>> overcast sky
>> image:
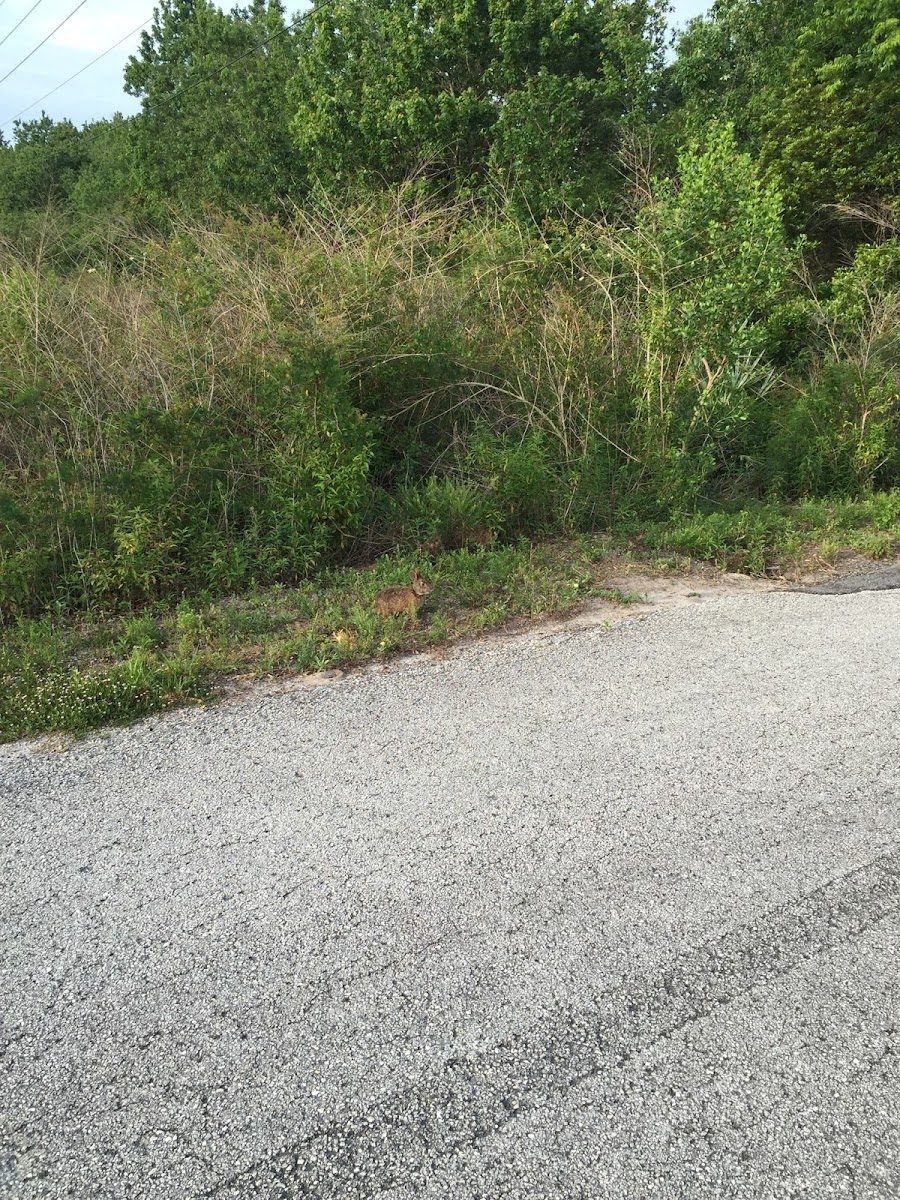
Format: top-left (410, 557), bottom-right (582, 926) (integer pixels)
top-left (0, 0), bottom-right (711, 140)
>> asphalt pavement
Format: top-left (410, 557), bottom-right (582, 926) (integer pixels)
top-left (793, 563), bottom-right (900, 595)
top-left (2, 582), bottom-right (899, 1199)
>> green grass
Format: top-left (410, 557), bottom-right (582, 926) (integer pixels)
top-left (2, 493), bottom-right (898, 744)
top-left (0, 541), bottom-right (629, 743)
top-left (634, 493), bottom-right (900, 575)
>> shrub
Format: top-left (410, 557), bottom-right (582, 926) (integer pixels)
top-left (0, 351), bottom-right (371, 615)
top-left (766, 366), bottom-right (900, 497)
top-left (764, 237), bottom-right (900, 497)
top-left (3, 189), bottom-right (900, 628)
top-left (368, 475), bottom-right (501, 554)
top-left (627, 124), bottom-right (796, 507)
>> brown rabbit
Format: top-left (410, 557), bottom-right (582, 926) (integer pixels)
top-left (374, 569), bottom-right (434, 625)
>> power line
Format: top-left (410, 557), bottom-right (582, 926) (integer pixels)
top-left (0, 0), bottom-right (91, 87)
top-left (2, 0), bottom-right (321, 131)
top-left (0, 0), bottom-right (49, 50)
top-left (2, 15), bottom-right (151, 127)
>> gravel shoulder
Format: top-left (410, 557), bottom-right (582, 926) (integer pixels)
top-left (2, 582), bottom-right (899, 1198)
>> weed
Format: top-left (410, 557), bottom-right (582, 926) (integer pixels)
top-left (3, 195), bottom-right (900, 624)
top-left (2, 499), bottom-right (899, 743)
top-left (0, 540), bottom-right (617, 741)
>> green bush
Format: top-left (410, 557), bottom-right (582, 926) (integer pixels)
top-left (369, 475), bottom-right (500, 553)
top-left (0, 354), bottom-right (372, 615)
top-left (466, 428), bottom-right (559, 533)
top-left (3, 195), bottom-right (900, 629)
top-left (763, 237), bottom-right (900, 498)
top-left (628, 124), bottom-right (797, 508)
top-left (766, 366), bottom-right (900, 497)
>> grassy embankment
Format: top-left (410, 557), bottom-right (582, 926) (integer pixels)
top-left (2, 189), bottom-right (899, 740)
top-left (3, 494), bottom-right (899, 743)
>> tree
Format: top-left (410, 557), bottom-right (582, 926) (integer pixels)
top-left (669, 0), bottom-right (900, 227)
top-left (69, 116), bottom-right (135, 216)
top-left (289, 0), bottom-right (667, 213)
top-left (124, 0), bottom-right (302, 213)
top-left (0, 115), bottom-right (86, 213)
top-left (758, 0), bottom-right (900, 220)
top-left (669, 0), bottom-right (812, 152)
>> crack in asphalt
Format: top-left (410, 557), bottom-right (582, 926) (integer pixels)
top-left (203, 847), bottom-right (900, 1199)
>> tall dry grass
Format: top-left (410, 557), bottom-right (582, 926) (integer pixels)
top-left (2, 181), bottom-right (899, 616)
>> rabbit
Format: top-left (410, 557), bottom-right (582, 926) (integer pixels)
top-left (374, 569), bottom-right (434, 625)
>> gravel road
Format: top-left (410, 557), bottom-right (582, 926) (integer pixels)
top-left (2, 583), bottom-right (899, 1199)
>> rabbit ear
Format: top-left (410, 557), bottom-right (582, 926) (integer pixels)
top-left (410, 569), bottom-right (419, 580)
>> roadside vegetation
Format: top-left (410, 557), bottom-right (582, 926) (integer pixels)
top-left (1, 0), bottom-right (899, 739)
top-left (4, 492), bottom-right (899, 743)
top-left (0, 540), bottom-right (637, 741)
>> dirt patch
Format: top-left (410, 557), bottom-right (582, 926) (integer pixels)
top-left (466, 550), bottom-right (900, 645)
top-left (602, 563), bottom-right (777, 608)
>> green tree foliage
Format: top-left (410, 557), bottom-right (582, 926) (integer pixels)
top-left (669, 0), bottom-right (811, 150)
top-left (290, 0), bottom-right (666, 213)
top-left (671, 0), bottom-right (900, 224)
top-left (0, 115), bottom-right (87, 212)
top-left (758, 0), bottom-right (900, 218)
top-left (0, 114), bottom-right (135, 256)
top-left (68, 117), bottom-right (135, 216)
top-left (124, 0), bottom-right (302, 212)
